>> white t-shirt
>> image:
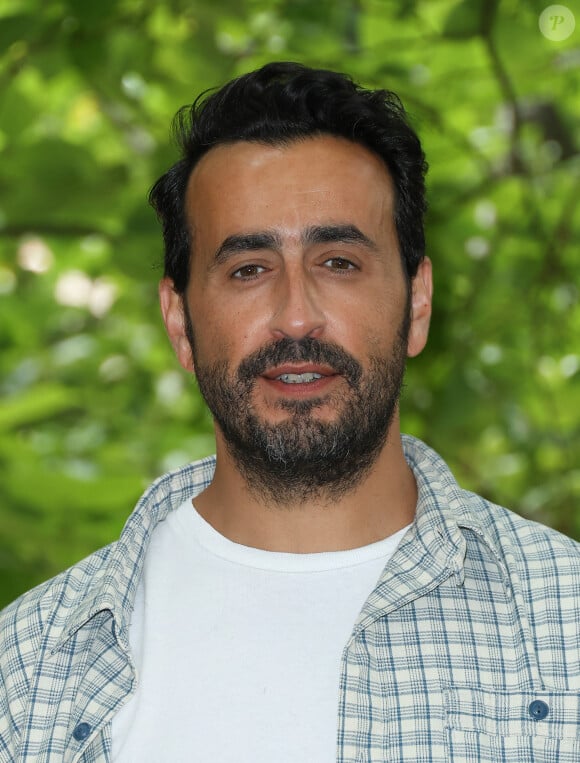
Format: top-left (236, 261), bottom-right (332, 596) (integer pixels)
top-left (112, 499), bottom-right (410, 762)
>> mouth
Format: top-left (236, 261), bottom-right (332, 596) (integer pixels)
top-left (260, 364), bottom-right (339, 396)
top-left (275, 371), bottom-right (324, 384)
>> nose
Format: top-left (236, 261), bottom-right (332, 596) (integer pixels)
top-left (268, 264), bottom-right (326, 340)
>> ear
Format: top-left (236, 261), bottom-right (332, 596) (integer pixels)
top-left (159, 278), bottom-right (195, 373)
top-left (407, 257), bottom-right (433, 358)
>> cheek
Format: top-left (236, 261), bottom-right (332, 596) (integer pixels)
top-left (189, 307), bottom-right (251, 368)
top-left (358, 300), bottom-right (408, 357)
top-left (204, 292), bottom-right (271, 347)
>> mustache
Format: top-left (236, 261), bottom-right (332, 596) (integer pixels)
top-left (237, 337), bottom-right (363, 388)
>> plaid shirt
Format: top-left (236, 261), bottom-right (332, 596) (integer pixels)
top-left (1, 435), bottom-right (580, 762)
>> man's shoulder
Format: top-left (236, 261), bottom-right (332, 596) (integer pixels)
top-left (0, 543), bottom-right (117, 628)
top-left (463, 487), bottom-right (580, 573)
top-left (403, 434), bottom-right (580, 574)
top-left (0, 451), bottom-right (218, 640)
top-left (0, 544), bottom-right (117, 677)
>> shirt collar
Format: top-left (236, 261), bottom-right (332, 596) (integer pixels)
top-left (347, 436), bottom-right (509, 638)
top-left (54, 454), bottom-right (217, 653)
top-left (402, 434), bottom-right (508, 582)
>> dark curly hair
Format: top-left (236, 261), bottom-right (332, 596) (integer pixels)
top-left (150, 61), bottom-right (427, 294)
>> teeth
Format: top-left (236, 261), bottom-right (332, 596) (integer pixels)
top-left (276, 372), bottom-right (323, 384)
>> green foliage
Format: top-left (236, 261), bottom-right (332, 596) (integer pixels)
top-left (1, 0), bottom-right (579, 607)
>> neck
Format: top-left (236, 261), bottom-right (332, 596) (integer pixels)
top-left (192, 424), bottom-right (416, 553)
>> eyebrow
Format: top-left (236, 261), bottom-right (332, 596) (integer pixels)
top-left (212, 231), bottom-right (283, 268)
top-left (302, 224), bottom-right (378, 252)
top-left (212, 223), bottom-right (378, 268)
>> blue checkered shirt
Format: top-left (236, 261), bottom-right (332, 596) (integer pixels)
top-left (2, 435), bottom-right (580, 761)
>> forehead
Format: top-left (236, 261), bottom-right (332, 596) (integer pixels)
top-left (184, 135), bottom-right (396, 247)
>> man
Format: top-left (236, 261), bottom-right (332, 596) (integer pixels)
top-left (1, 62), bottom-right (579, 763)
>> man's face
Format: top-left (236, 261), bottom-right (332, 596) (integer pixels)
top-left (161, 135), bottom-right (431, 503)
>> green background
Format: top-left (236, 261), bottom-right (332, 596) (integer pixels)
top-left (1, 0), bottom-right (579, 608)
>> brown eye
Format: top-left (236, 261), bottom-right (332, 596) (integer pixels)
top-left (232, 264), bottom-right (266, 279)
top-left (324, 257), bottom-right (355, 270)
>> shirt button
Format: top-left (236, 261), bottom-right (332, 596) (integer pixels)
top-left (528, 700), bottom-right (549, 720)
top-left (72, 722), bottom-right (92, 741)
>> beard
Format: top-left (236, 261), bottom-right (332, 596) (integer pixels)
top-left (185, 307), bottom-right (410, 506)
